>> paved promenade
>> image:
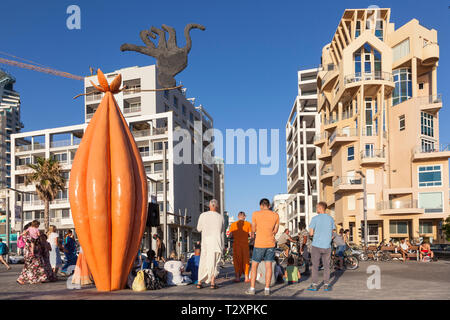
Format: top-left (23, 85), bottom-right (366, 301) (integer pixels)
top-left (0, 260), bottom-right (449, 300)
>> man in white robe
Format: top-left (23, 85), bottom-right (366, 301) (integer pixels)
top-left (196, 199), bottom-right (224, 289)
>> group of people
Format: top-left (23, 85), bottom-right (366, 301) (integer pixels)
top-left (0, 220), bottom-right (85, 286)
top-left (192, 198), bottom-right (338, 294)
top-left (387, 238), bottom-right (435, 262)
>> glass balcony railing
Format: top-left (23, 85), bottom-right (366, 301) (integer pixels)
top-left (377, 200), bottom-right (419, 211)
top-left (360, 149), bottom-right (385, 159)
top-left (321, 165), bottom-right (334, 176)
top-left (329, 128), bottom-right (358, 144)
top-left (333, 176), bottom-right (362, 188)
top-left (344, 71), bottom-right (393, 84)
top-left (314, 132), bottom-right (328, 142)
top-left (414, 144), bottom-right (450, 154)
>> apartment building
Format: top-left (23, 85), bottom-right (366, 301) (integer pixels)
top-left (285, 68), bottom-right (321, 235)
top-left (10, 64), bottom-right (217, 253)
top-left (272, 193), bottom-right (290, 239)
top-left (0, 69), bottom-right (22, 193)
top-left (315, 8), bottom-right (447, 244)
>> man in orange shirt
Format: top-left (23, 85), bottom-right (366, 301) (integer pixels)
top-left (229, 211), bottom-right (252, 283)
top-left (246, 198), bottom-right (279, 296)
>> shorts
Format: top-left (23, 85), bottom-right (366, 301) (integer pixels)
top-left (252, 247), bottom-right (275, 263)
top-left (279, 243), bottom-right (289, 251)
top-left (336, 245), bottom-right (346, 257)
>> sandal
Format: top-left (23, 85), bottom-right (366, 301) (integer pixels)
top-left (196, 283), bottom-right (203, 289)
top-left (210, 284), bottom-right (219, 289)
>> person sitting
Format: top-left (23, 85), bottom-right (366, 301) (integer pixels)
top-left (186, 244), bottom-right (201, 284)
top-left (274, 256), bottom-right (284, 283)
top-left (164, 251), bottom-right (192, 286)
top-left (332, 229), bottom-right (346, 270)
top-left (283, 256), bottom-right (301, 284)
top-left (398, 238), bottom-right (410, 262)
top-left (419, 241), bottom-right (434, 261)
top-left (277, 229), bottom-right (295, 259)
top-left (142, 250), bottom-right (159, 270)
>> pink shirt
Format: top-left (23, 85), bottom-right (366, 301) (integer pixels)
top-left (28, 227), bottom-right (40, 239)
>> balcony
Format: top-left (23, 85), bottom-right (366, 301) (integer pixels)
top-left (85, 92), bottom-right (103, 102)
top-left (323, 117), bottom-right (338, 130)
top-left (313, 132), bottom-right (328, 146)
top-left (376, 200), bottom-right (424, 215)
top-left (418, 94), bottom-right (442, 113)
top-left (317, 150), bottom-right (332, 161)
top-left (320, 165), bottom-right (334, 181)
top-left (15, 143), bottom-right (46, 153)
top-left (124, 105), bottom-right (142, 114)
top-left (412, 144), bottom-right (450, 161)
top-left (422, 42), bottom-right (439, 66)
top-left (328, 128), bottom-right (358, 149)
top-left (333, 176), bottom-right (363, 193)
top-left (344, 72), bottom-right (394, 86)
top-left (50, 139), bottom-right (81, 149)
top-left (360, 149), bottom-right (386, 164)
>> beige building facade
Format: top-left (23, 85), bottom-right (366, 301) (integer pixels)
top-left (315, 8), bottom-right (448, 244)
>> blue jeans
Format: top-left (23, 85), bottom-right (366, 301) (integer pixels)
top-left (252, 247), bottom-right (275, 263)
top-left (336, 245), bottom-right (346, 257)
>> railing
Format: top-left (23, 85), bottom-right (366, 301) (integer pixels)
top-left (15, 143), bottom-right (46, 152)
top-left (123, 85), bottom-right (141, 95)
top-left (321, 64), bottom-right (337, 84)
top-left (377, 200), bottom-right (419, 211)
top-left (414, 144), bottom-right (450, 154)
top-left (416, 94), bottom-right (442, 105)
top-left (50, 139), bottom-right (80, 148)
top-left (124, 106), bottom-right (141, 114)
top-left (132, 129), bottom-right (151, 138)
top-left (300, 74), bottom-right (317, 82)
top-left (86, 113), bottom-right (95, 119)
top-left (344, 72), bottom-right (393, 84)
top-left (321, 165), bottom-right (334, 176)
top-left (341, 111), bottom-right (353, 120)
top-left (324, 118), bottom-right (338, 126)
top-left (360, 149), bottom-right (385, 159)
top-left (329, 128), bottom-right (358, 144)
top-left (314, 132), bottom-right (328, 142)
top-left (333, 176), bottom-right (362, 188)
top-left (301, 90), bottom-right (317, 96)
top-left (86, 92), bottom-right (103, 102)
top-left (153, 127), bottom-right (168, 135)
top-left (140, 151), bottom-right (150, 157)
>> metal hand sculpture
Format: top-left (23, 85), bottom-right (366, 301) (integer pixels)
top-left (120, 23), bottom-right (205, 88)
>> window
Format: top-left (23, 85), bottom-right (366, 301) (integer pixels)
top-left (347, 146), bottom-right (355, 161)
top-left (190, 112), bottom-right (194, 123)
top-left (182, 105), bottom-right (186, 116)
top-left (419, 83), bottom-right (424, 90)
top-left (392, 68), bottom-right (412, 106)
top-left (375, 20), bottom-right (383, 40)
top-left (354, 50), bottom-right (361, 74)
top-left (421, 139), bottom-right (434, 152)
top-left (418, 165), bottom-right (442, 187)
top-left (52, 153), bottom-right (67, 163)
top-left (164, 90), bottom-right (169, 99)
top-left (365, 98), bottom-right (373, 135)
top-left (61, 209), bottom-right (70, 219)
top-left (399, 115), bottom-right (405, 131)
top-left (154, 162), bottom-right (163, 172)
top-left (419, 221), bottom-right (433, 234)
top-left (392, 39), bottom-right (410, 62)
top-left (419, 192), bottom-right (443, 213)
top-left (348, 195), bottom-right (356, 211)
top-left (365, 144), bottom-right (374, 157)
top-left (367, 194), bottom-right (376, 210)
top-left (355, 21), bottom-right (361, 38)
top-left (421, 112), bottom-right (434, 137)
top-left (366, 169), bottom-right (375, 184)
top-left (173, 96), bottom-right (178, 108)
top-left (390, 221), bottom-right (408, 234)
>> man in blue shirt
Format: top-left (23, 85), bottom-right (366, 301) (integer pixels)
top-left (186, 243), bottom-right (201, 284)
top-left (0, 238), bottom-right (11, 270)
top-left (307, 202), bottom-right (335, 292)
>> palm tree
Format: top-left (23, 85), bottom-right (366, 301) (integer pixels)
top-left (25, 157), bottom-right (66, 231)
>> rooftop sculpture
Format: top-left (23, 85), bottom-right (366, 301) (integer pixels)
top-left (120, 23), bottom-right (205, 88)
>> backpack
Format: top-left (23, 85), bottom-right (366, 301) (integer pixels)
top-left (153, 267), bottom-right (168, 286)
top-left (132, 270), bottom-right (147, 292)
top-left (17, 236), bottom-right (25, 249)
top-left (143, 269), bottom-right (165, 290)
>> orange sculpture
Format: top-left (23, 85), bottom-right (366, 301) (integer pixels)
top-left (69, 70), bottom-right (148, 291)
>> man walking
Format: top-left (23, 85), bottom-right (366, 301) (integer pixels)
top-left (0, 238), bottom-right (11, 270)
top-left (307, 201), bottom-right (335, 292)
top-left (196, 199), bottom-right (224, 289)
top-left (229, 211), bottom-right (252, 282)
top-left (246, 198), bottom-right (279, 296)
top-left (298, 221), bottom-right (311, 275)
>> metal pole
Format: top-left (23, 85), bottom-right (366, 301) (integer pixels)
top-left (6, 192), bottom-right (10, 262)
top-left (363, 176), bottom-right (368, 250)
top-left (20, 192), bottom-right (24, 234)
top-left (163, 144), bottom-right (167, 259)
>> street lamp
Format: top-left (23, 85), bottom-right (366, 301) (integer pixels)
top-left (356, 170), bottom-right (368, 251)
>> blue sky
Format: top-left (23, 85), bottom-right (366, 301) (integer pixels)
top-left (1, 0), bottom-right (449, 221)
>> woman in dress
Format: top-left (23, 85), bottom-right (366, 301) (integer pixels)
top-left (47, 225), bottom-right (63, 275)
top-left (17, 223), bottom-right (51, 285)
top-left (71, 246), bottom-right (93, 286)
top-left (62, 230), bottom-right (78, 274)
top-left (39, 234), bottom-right (57, 281)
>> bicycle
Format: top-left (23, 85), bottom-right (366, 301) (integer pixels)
top-left (330, 247), bottom-right (359, 270)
